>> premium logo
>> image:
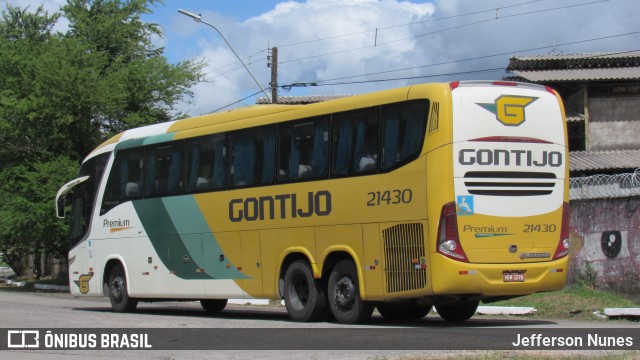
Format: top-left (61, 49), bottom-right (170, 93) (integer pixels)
top-left (103, 218), bottom-right (133, 233)
top-left (477, 95), bottom-right (538, 126)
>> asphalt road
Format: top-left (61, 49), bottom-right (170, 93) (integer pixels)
top-left (1, 291), bottom-right (638, 359)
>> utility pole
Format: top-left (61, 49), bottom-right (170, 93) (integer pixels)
top-left (269, 47), bottom-right (278, 103)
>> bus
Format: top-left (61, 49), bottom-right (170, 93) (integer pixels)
top-left (56, 81), bottom-right (570, 324)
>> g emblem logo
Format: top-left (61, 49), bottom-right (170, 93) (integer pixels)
top-left (478, 95), bottom-right (538, 126)
top-left (75, 273), bottom-right (93, 294)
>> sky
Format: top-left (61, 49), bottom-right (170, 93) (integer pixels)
top-left (2, 0), bottom-right (639, 116)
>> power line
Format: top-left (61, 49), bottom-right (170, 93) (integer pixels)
top-left (305, 30), bottom-right (640, 84)
top-left (214, 32), bottom-right (640, 113)
top-left (279, 0), bottom-right (609, 65)
top-left (212, 90), bottom-right (263, 113)
top-left (276, 0), bottom-right (544, 49)
top-left (209, 0), bottom-right (623, 112)
top-left (206, 0), bottom-right (554, 75)
top-left (215, 67), bottom-right (504, 111)
top-left (277, 29), bottom-right (640, 89)
top-left (306, 68), bottom-right (506, 87)
top-left (208, 56), bottom-right (267, 80)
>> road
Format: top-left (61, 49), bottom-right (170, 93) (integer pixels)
top-left (1, 291), bottom-right (638, 359)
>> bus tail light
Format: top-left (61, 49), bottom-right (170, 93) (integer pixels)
top-left (437, 202), bottom-right (469, 262)
top-left (553, 202), bottom-right (571, 260)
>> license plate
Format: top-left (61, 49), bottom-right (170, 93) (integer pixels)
top-left (503, 271), bottom-right (525, 282)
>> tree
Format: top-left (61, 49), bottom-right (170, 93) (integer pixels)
top-left (0, 158), bottom-right (78, 277)
top-left (0, 1), bottom-right (204, 277)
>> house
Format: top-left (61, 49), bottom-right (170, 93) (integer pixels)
top-left (504, 51), bottom-right (640, 176)
top-left (506, 51), bottom-right (640, 294)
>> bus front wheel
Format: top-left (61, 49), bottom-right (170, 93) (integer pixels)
top-left (435, 300), bottom-right (479, 322)
top-left (328, 259), bottom-right (374, 324)
top-left (108, 263), bottom-right (138, 313)
top-left (283, 260), bottom-right (328, 322)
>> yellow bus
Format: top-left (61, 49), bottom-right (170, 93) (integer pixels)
top-left (56, 81), bottom-right (570, 324)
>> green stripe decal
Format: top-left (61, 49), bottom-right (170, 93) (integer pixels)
top-left (114, 133), bottom-right (176, 151)
top-left (133, 196), bottom-right (247, 280)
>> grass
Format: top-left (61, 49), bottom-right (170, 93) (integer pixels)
top-left (482, 286), bottom-right (639, 321)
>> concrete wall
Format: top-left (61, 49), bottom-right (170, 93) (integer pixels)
top-left (568, 197), bottom-right (640, 294)
top-left (589, 96), bottom-right (640, 151)
top-left (589, 120), bottom-right (640, 150)
top-left (590, 96), bottom-right (640, 122)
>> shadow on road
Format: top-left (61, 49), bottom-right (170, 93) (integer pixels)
top-left (73, 304), bottom-right (557, 327)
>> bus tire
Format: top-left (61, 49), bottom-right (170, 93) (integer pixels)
top-left (200, 299), bottom-right (228, 313)
top-left (377, 302), bottom-right (431, 321)
top-left (283, 260), bottom-right (328, 322)
top-left (108, 263), bottom-right (138, 313)
top-left (435, 300), bottom-right (479, 322)
top-left (328, 259), bottom-right (374, 324)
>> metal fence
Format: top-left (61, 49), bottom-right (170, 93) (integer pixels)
top-left (570, 168), bottom-right (640, 200)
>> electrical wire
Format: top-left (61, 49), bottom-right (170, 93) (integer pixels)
top-left (279, 0), bottom-right (609, 65)
top-left (211, 90), bottom-right (263, 112)
top-left (276, 0), bottom-right (544, 49)
top-left (306, 30), bottom-right (640, 84)
top-left (206, 0), bottom-right (556, 74)
top-left (308, 67), bottom-right (506, 87)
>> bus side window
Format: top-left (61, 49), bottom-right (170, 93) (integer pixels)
top-left (278, 117), bottom-right (329, 182)
top-left (381, 101), bottom-right (429, 171)
top-left (101, 149), bottom-right (144, 214)
top-left (186, 134), bottom-right (226, 193)
top-left (230, 126), bottom-right (275, 188)
top-left (144, 144), bottom-right (184, 197)
top-left (332, 109), bottom-right (379, 176)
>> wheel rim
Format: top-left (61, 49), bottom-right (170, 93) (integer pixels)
top-left (111, 275), bottom-right (124, 304)
top-left (288, 273), bottom-right (309, 311)
top-left (334, 275), bottom-right (356, 310)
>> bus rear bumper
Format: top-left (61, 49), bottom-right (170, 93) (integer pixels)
top-left (430, 254), bottom-right (568, 298)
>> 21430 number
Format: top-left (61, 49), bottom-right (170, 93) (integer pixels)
top-left (367, 189), bottom-right (413, 206)
top-left (523, 224), bottom-right (557, 233)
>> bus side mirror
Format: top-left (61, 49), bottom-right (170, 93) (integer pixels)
top-left (55, 176), bottom-right (90, 219)
top-left (56, 197), bottom-right (66, 219)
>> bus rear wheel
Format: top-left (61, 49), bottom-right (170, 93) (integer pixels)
top-left (328, 259), bottom-right (374, 324)
top-left (108, 263), bottom-right (138, 313)
top-left (200, 299), bottom-right (228, 313)
top-left (283, 260), bottom-right (328, 322)
top-left (435, 300), bottom-right (479, 322)
top-left (377, 302), bottom-right (432, 321)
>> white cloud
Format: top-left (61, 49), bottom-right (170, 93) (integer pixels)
top-left (176, 0), bottom-right (439, 115)
top-left (5, 0), bottom-right (639, 117)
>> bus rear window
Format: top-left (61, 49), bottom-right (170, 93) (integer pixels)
top-left (380, 101), bottom-right (429, 171)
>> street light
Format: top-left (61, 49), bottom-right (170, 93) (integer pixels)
top-left (178, 9), bottom-right (272, 103)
